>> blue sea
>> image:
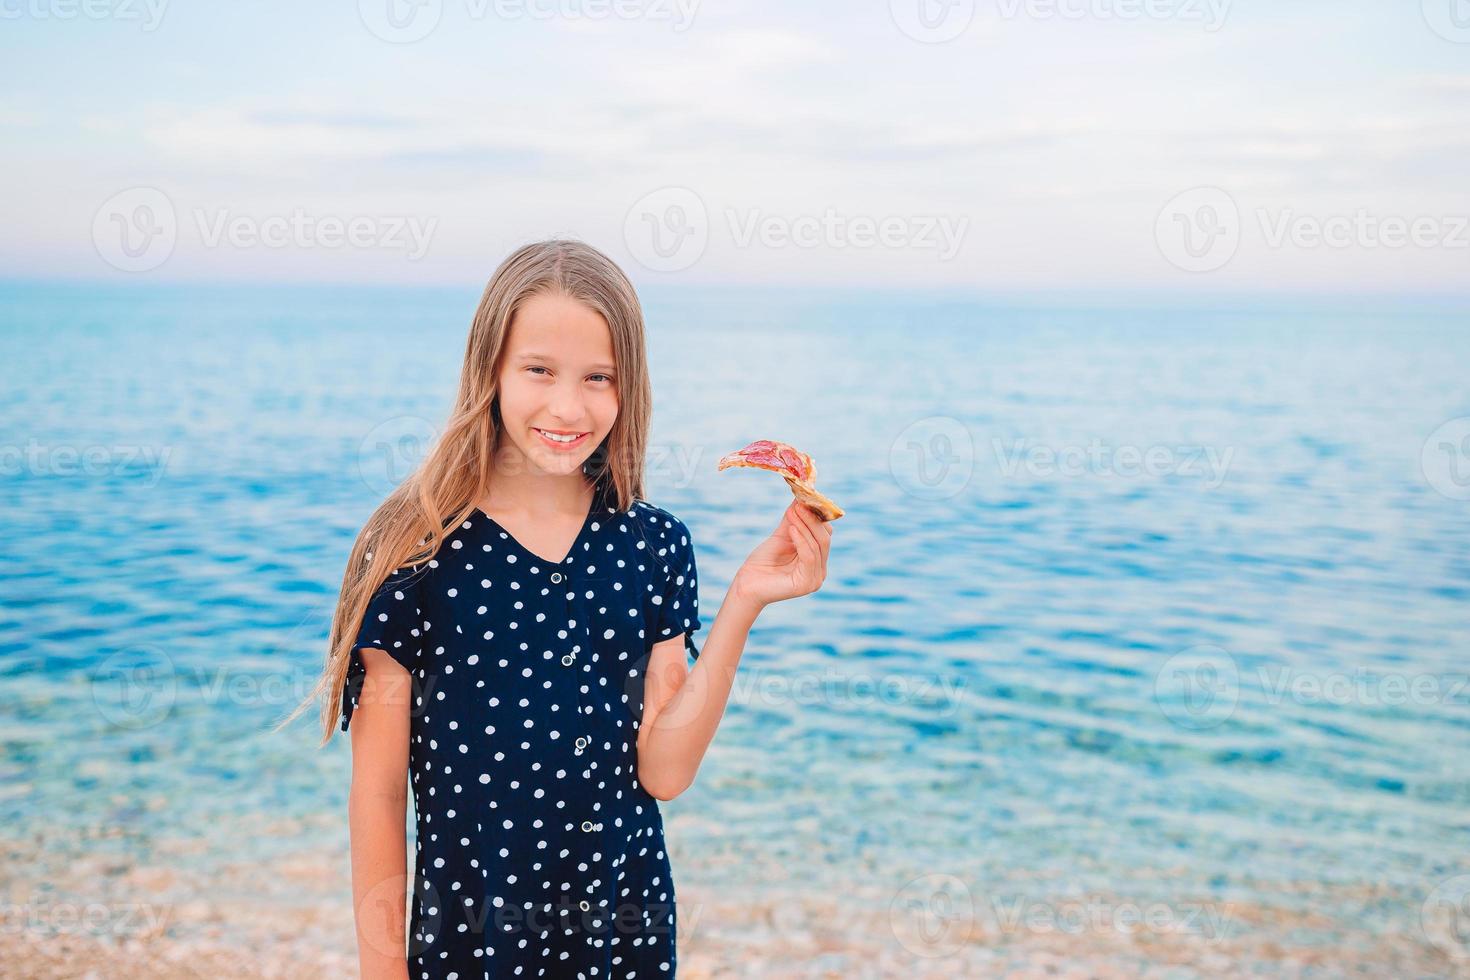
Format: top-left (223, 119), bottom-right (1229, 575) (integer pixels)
top-left (3, 280), bottom-right (1468, 974)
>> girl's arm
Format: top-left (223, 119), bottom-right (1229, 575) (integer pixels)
top-left (636, 500), bottom-right (833, 799)
top-left (347, 648), bottom-right (415, 980)
top-left (636, 588), bottom-right (762, 800)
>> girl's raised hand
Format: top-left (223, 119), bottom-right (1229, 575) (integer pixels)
top-left (731, 500), bottom-right (833, 609)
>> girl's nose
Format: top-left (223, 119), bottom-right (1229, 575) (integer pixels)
top-left (548, 387), bottom-right (588, 425)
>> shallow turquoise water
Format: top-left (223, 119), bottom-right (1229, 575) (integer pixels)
top-left (2, 281), bottom-right (1468, 956)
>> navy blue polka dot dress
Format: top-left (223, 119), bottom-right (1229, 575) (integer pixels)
top-left (341, 478), bottom-right (702, 979)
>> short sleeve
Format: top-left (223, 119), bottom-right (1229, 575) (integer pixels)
top-left (341, 562), bottom-right (425, 732)
top-left (652, 515), bottom-right (702, 661)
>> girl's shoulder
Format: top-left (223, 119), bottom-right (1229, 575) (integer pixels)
top-left (367, 511), bottom-right (476, 582)
top-left (626, 498), bottom-right (693, 537)
top-left (624, 499), bottom-right (698, 576)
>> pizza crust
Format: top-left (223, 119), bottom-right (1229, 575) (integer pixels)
top-left (717, 439), bottom-right (845, 521)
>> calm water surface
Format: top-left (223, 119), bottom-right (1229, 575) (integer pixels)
top-left (2, 281), bottom-right (1468, 963)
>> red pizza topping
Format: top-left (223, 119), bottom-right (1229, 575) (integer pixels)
top-left (716, 440), bottom-right (815, 483)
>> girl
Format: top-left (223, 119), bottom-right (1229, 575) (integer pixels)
top-left (310, 240), bottom-right (832, 979)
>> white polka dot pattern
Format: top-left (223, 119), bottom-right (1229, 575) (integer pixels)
top-left (339, 486), bottom-right (695, 977)
top-left (649, 513), bottom-right (702, 662)
top-left (341, 561), bottom-right (425, 733)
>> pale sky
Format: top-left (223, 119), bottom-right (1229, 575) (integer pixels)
top-left (3, 0), bottom-right (1469, 292)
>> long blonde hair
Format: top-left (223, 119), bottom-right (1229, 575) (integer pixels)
top-left (280, 239), bottom-right (654, 744)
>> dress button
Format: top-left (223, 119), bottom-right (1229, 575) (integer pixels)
top-left (579, 900), bottom-right (591, 911)
top-left (562, 653), bottom-right (575, 666)
top-left (581, 820), bottom-right (594, 832)
top-left (575, 736), bottom-right (588, 749)
top-left (550, 572), bottom-right (563, 583)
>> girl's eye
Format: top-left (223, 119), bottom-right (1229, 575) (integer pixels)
top-left (526, 366), bottom-right (612, 383)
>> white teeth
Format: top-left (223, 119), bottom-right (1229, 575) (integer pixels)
top-left (538, 429), bottom-right (581, 443)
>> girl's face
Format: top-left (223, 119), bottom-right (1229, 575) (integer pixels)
top-left (495, 291), bottom-right (620, 480)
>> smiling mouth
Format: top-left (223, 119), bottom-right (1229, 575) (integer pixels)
top-left (534, 427), bottom-right (591, 447)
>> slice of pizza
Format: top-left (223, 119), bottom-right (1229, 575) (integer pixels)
top-left (716, 439), bottom-right (845, 521)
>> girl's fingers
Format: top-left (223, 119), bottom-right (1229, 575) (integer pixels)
top-left (791, 503), bottom-right (822, 555)
top-left (811, 509), bottom-right (832, 554)
top-left (789, 516), bottom-right (813, 562)
top-left (795, 501), bottom-right (831, 557)
top-left (775, 502), bottom-right (797, 537)
top-left (788, 523), bottom-right (813, 574)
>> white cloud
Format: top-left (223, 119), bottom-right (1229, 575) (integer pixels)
top-left (4, 2), bottom-right (1468, 289)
